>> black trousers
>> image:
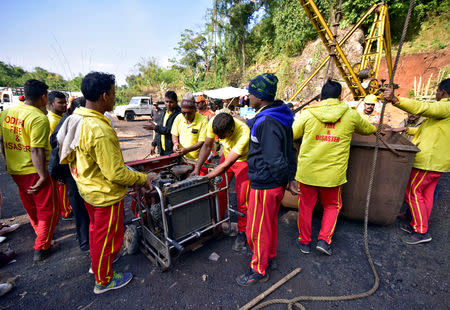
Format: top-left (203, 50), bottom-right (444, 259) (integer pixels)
top-left (65, 175), bottom-right (90, 250)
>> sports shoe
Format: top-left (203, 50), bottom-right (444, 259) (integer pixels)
top-left (400, 223), bottom-right (414, 234)
top-left (316, 239), bottom-right (332, 256)
top-left (93, 271), bottom-right (133, 294)
top-left (232, 231), bottom-right (246, 252)
top-left (33, 248), bottom-right (51, 261)
top-left (0, 223), bottom-right (20, 236)
top-left (296, 239), bottom-right (311, 254)
top-left (403, 232), bottom-right (432, 245)
top-left (235, 268), bottom-right (269, 286)
top-left (0, 282), bottom-right (13, 297)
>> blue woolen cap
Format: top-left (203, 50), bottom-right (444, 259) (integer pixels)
top-left (248, 73), bottom-right (278, 101)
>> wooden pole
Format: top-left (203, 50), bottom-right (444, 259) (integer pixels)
top-left (240, 268), bottom-right (302, 310)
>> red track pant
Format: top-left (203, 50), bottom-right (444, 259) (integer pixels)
top-left (58, 182), bottom-right (72, 217)
top-left (404, 168), bottom-right (442, 234)
top-left (246, 186), bottom-right (284, 276)
top-left (217, 156), bottom-right (251, 232)
top-left (297, 182), bottom-right (342, 245)
top-left (12, 173), bottom-right (60, 251)
top-left (85, 200), bottom-right (124, 285)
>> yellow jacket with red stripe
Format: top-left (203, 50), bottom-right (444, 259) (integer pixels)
top-left (396, 97), bottom-right (450, 173)
top-left (293, 98), bottom-right (377, 187)
top-left (67, 107), bottom-right (147, 206)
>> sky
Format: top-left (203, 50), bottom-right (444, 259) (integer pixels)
top-left (1, 0), bottom-right (212, 85)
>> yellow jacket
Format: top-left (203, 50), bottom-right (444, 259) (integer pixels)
top-left (293, 98), bottom-right (377, 187)
top-left (397, 97), bottom-right (450, 173)
top-left (47, 110), bottom-right (62, 134)
top-left (67, 107), bottom-right (147, 206)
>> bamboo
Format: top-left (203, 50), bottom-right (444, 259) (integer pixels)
top-left (417, 76), bottom-right (422, 97)
top-left (424, 74), bottom-right (432, 97)
top-left (414, 76), bottom-right (417, 97)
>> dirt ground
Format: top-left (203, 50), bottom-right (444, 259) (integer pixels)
top-left (0, 118), bottom-right (449, 310)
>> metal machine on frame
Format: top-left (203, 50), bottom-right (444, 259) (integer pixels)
top-left (124, 154), bottom-right (231, 271)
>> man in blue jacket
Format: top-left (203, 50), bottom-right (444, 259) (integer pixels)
top-left (236, 73), bottom-right (299, 286)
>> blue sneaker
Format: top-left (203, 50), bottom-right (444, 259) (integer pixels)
top-left (93, 271), bottom-right (133, 294)
top-left (235, 268), bottom-right (269, 286)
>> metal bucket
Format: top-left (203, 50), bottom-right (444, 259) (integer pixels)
top-left (281, 132), bottom-right (420, 226)
top-left (342, 132), bottom-right (419, 225)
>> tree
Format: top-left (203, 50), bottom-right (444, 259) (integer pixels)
top-left (174, 29), bottom-right (208, 72)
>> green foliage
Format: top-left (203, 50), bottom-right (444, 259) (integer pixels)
top-left (0, 61), bottom-right (83, 91)
top-left (0, 61), bottom-right (26, 87)
top-left (341, 0), bottom-right (444, 42)
top-left (270, 0), bottom-right (329, 56)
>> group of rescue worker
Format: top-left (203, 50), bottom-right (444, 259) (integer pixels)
top-left (139, 73), bottom-right (450, 286)
top-left (0, 71), bottom-right (448, 293)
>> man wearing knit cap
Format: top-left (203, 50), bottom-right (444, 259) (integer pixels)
top-left (236, 73), bottom-right (298, 286)
top-left (144, 91), bottom-right (181, 156)
top-left (171, 93), bottom-right (208, 161)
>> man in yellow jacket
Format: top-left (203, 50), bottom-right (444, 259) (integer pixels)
top-left (292, 81), bottom-right (377, 255)
top-left (61, 72), bottom-right (153, 294)
top-left (383, 78), bottom-right (450, 245)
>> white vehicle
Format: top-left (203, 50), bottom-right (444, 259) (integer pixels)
top-left (114, 96), bottom-right (153, 121)
top-left (0, 88), bottom-right (24, 111)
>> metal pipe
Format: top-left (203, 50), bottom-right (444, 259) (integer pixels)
top-left (154, 185), bottom-right (172, 267)
top-left (165, 187), bottom-right (228, 212)
top-left (168, 217), bottom-right (231, 250)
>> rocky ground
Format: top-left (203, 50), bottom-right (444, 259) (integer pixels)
top-left (0, 118), bottom-right (448, 310)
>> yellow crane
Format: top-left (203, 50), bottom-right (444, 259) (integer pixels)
top-left (289, 1), bottom-right (393, 102)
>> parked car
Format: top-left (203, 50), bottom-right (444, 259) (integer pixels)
top-left (0, 88), bottom-right (25, 111)
top-left (113, 96), bottom-right (152, 121)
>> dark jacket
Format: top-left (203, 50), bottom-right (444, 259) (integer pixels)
top-left (151, 107), bottom-right (164, 124)
top-left (48, 113), bottom-right (71, 182)
top-left (151, 106), bottom-right (181, 156)
top-left (246, 101), bottom-right (296, 189)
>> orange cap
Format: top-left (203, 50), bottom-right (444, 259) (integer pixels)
top-left (195, 95), bottom-right (206, 103)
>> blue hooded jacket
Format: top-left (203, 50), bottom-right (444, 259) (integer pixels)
top-left (246, 101), bottom-right (297, 189)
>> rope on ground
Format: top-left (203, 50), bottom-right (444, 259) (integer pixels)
top-left (245, 1), bottom-right (416, 309)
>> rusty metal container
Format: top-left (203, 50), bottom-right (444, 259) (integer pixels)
top-left (341, 132), bottom-right (419, 225)
top-left (281, 132), bottom-right (420, 226)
